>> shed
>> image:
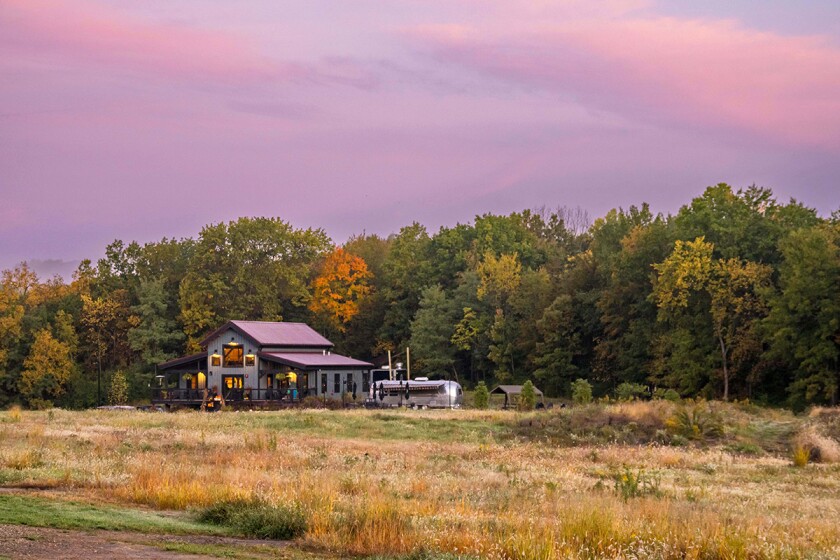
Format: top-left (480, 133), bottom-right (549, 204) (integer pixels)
top-left (489, 384), bottom-right (545, 409)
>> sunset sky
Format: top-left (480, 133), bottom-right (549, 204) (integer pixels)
top-left (2, 0), bottom-right (839, 273)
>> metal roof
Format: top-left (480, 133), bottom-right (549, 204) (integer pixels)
top-left (259, 351), bottom-right (373, 369)
top-left (489, 384), bottom-right (544, 396)
top-left (199, 320), bottom-right (333, 348)
top-left (157, 352), bottom-right (207, 370)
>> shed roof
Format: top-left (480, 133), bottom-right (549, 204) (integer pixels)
top-left (259, 352), bottom-right (373, 370)
top-left (200, 321), bottom-right (333, 348)
top-left (158, 352), bottom-right (207, 371)
top-left (489, 384), bottom-right (544, 396)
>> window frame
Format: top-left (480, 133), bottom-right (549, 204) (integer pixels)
top-left (223, 344), bottom-right (244, 368)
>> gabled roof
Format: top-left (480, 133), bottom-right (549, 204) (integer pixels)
top-left (259, 352), bottom-right (373, 370)
top-left (490, 384), bottom-right (544, 396)
top-left (200, 320), bottom-right (333, 348)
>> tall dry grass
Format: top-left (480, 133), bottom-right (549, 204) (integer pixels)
top-left (1, 405), bottom-right (839, 559)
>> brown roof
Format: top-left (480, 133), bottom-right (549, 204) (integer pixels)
top-left (200, 320), bottom-right (333, 348)
top-left (489, 384), bottom-right (544, 396)
top-left (259, 352), bottom-right (373, 369)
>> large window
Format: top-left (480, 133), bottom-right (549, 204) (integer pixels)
top-left (321, 373), bottom-right (327, 395)
top-left (223, 344), bottom-right (243, 367)
top-left (334, 373), bottom-right (341, 393)
top-left (222, 375), bottom-right (244, 389)
top-left (362, 371), bottom-right (370, 392)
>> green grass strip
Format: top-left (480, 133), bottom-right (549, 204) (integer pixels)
top-left (0, 494), bottom-right (227, 535)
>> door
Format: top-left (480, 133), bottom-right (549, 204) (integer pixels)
top-left (222, 375), bottom-right (244, 401)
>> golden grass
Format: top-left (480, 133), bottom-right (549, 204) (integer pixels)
top-left (1, 405), bottom-right (840, 559)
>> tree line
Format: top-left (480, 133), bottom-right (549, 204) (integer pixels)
top-left (1, 184), bottom-right (838, 409)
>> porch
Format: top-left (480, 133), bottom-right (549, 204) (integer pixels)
top-left (150, 387), bottom-right (301, 409)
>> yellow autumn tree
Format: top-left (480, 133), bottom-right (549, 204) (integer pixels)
top-left (19, 329), bottom-right (73, 408)
top-left (309, 248), bottom-right (372, 332)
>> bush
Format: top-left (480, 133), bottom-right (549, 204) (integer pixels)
top-left (665, 404), bottom-right (724, 441)
top-left (792, 445), bottom-right (810, 467)
top-left (108, 370), bottom-right (129, 405)
top-left (615, 382), bottom-right (648, 401)
top-left (612, 467), bottom-right (662, 500)
top-left (7, 405), bottom-right (22, 422)
top-left (518, 380), bottom-right (536, 411)
top-left (571, 379), bottom-right (593, 405)
top-left (198, 498), bottom-right (307, 540)
top-left (663, 389), bottom-right (681, 402)
top-left (473, 381), bottom-right (489, 409)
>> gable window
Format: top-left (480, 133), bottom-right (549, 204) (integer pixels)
top-left (245, 351), bottom-right (255, 367)
top-left (223, 344), bottom-right (244, 367)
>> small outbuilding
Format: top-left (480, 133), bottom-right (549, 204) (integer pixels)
top-left (489, 384), bottom-right (545, 409)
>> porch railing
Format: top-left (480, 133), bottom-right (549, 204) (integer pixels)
top-left (151, 388), bottom-right (301, 403)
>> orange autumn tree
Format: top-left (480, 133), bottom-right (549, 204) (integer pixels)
top-left (309, 247), bottom-right (372, 332)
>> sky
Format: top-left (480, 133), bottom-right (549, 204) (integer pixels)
top-left (1, 0), bottom-right (839, 274)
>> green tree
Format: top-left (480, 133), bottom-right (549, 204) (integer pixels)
top-left (766, 225), bottom-right (840, 405)
top-left (533, 295), bottom-right (582, 397)
top-left (180, 217), bottom-right (331, 347)
top-left (571, 378), bottom-right (593, 404)
top-left (654, 237), bottom-right (772, 400)
top-left (128, 279), bottom-right (185, 367)
top-left (473, 381), bottom-right (489, 409)
top-left (409, 285), bottom-right (459, 376)
top-left (377, 223), bottom-right (432, 349)
top-left (518, 380), bottom-right (537, 411)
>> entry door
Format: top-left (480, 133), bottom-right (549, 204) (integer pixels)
top-left (222, 375), bottom-right (244, 401)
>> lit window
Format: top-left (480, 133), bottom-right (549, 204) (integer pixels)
top-left (245, 353), bottom-right (255, 366)
top-left (223, 344), bottom-right (243, 367)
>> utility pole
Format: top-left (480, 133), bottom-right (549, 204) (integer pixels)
top-left (387, 349), bottom-right (393, 380)
top-left (406, 347), bottom-right (411, 380)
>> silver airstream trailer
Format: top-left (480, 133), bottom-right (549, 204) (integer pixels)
top-left (366, 377), bottom-right (463, 409)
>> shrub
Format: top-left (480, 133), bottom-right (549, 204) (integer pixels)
top-left (518, 381), bottom-right (536, 411)
top-left (663, 389), bottom-right (681, 402)
top-left (615, 382), bottom-right (648, 401)
top-left (792, 445), bottom-right (810, 467)
top-left (7, 405), bottom-right (22, 423)
top-left (108, 370), bottom-right (129, 405)
top-left (198, 498), bottom-right (307, 540)
top-left (571, 379), bottom-right (592, 405)
top-left (473, 381), bottom-right (489, 410)
top-left (794, 426), bottom-right (840, 463)
top-left (665, 404), bottom-right (724, 441)
top-left (612, 467), bottom-right (662, 500)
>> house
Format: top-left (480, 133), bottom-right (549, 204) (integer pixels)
top-left (153, 320), bottom-right (373, 408)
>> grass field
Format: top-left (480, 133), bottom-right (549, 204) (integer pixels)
top-left (1, 401), bottom-right (839, 559)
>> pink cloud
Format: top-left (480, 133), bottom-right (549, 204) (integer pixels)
top-left (405, 17), bottom-right (840, 150)
top-left (0, 0), bottom-right (302, 84)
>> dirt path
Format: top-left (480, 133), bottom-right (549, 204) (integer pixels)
top-left (0, 524), bottom-right (300, 559)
